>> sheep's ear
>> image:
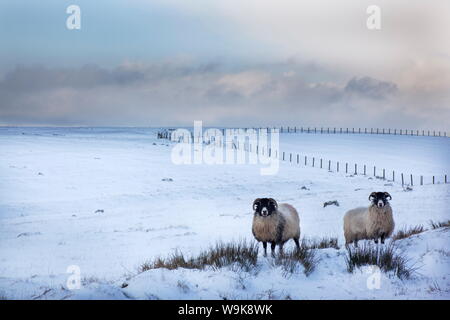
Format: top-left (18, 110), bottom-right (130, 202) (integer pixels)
top-left (384, 192), bottom-right (392, 200)
top-left (268, 198), bottom-right (278, 209)
top-left (253, 198), bottom-right (261, 210)
top-left (368, 192), bottom-right (376, 201)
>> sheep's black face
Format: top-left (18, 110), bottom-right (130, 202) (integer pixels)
top-left (369, 192), bottom-right (392, 208)
top-left (253, 198), bottom-right (278, 217)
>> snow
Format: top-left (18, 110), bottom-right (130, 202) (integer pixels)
top-left (0, 127), bottom-right (449, 299)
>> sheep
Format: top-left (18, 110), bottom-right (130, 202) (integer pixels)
top-left (252, 198), bottom-right (300, 256)
top-left (343, 192), bottom-right (395, 246)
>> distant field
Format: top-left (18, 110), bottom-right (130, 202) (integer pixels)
top-left (280, 133), bottom-right (449, 179)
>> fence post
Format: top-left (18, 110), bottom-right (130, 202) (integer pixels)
top-left (445, 174), bottom-right (447, 184)
top-left (354, 164), bottom-right (357, 175)
top-left (433, 176), bottom-right (435, 184)
top-left (328, 160), bottom-right (331, 171)
top-left (392, 171), bottom-right (395, 182)
top-left (420, 176), bottom-right (423, 185)
top-left (305, 156), bottom-right (307, 166)
top-left (337, 162), bottom-right (339, 172)
top-left (345, 163), bottom-right (348, 174)
top-left (297, 154), bottom-right (299, 164)
top-left (374, 166), bottom-right (376, 177)
top-left (383, 169), bottom-right (385, 180)
top-left (364, 165), bottom-right (366, 175)
top-left (282, 152), bottom-right (285, 160)
top-left (401, 173), bottom-right (404, 186)
top-left (410, 174), bottom-right (413, 186)
top-left (312, 157), bottom-right (315, 167)
top-left (290, 153), bottom-right (292, 162)
top-left (320, 158), bottom-right (323, 168)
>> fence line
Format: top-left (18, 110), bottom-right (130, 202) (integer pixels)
top-left (276, 126), bottom-right (447, 137)
top-left (157, 129), bottom-right (448, 187)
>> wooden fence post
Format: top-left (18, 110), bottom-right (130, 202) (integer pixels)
top-left (282, 152), bottom-right (285, 160)
top-left (392, 171), bottom-right (395, 182)
top-left (364, 165), bottom-right (366, 175)
top-left (312, 157), bottom-right (315, 167)
top-left (420, 176), bottom-right (423, 186)
top-left (410, 174), bottom-right (413, 186)
top-left (297, 154), bottom-right (299, 164)
top-left (354, 164), bottom-right (357, 175)
top-left (401, 173), bottom-right (404, 186)
top-left (337, 162), bottom-right (339, 172)
top-left (374, 166), bottom-right (376, 177)
top-left (383, 169), bottom-right (385, 180)
top-left (328, 160), bottom-right (331, 171)
top-left (305, 156), bottom-right (307, 166)
top-left (345, 163), bottom-right (348, 174)
top-left (320, 158), bottom-right (323, 168)
top-left (290, 153), bottom-right (292, 162)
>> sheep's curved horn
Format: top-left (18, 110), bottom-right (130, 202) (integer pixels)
top-left (268, 198), bottom-right (278, 209)
top-left (384, 192), bottom-right (392, 200)
top-left (368, 192), bottom-right (376, 201)
top-left (253, 198), bottom-right (261, 210)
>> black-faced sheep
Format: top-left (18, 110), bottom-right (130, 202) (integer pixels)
top-left (343, 192), bottom-right (395, 246)
top-left (252, 198), bottom-right (300, 256)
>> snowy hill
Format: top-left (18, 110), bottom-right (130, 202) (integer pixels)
top-left (0, 127), bottom-right (449, 299)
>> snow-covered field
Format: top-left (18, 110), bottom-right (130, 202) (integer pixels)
top-left (0, 127), bottom-right (449, 299)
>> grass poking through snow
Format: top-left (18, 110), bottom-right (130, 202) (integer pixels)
top-left (272, 240), bottom-right (317, 276)
top-left (429, 220), bottom-right (450, 229)
top-left (345, 242), bottom-right (414, 279)
top-left (393, 225), bottom-right (426, 240)
top-left (306, 237), bottom-right (340, 249)
top-left (139, 239), bottom-right (259, 273)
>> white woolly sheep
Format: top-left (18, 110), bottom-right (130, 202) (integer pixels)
top-left (252, 198), bottom-right (301, 256)
top-left (343, 192), bottom-right (395, 246)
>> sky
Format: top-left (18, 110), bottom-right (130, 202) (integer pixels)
top-left (0, 0), bottom-right (449, 130)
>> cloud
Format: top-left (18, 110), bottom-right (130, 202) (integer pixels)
top-left (1, 61), bottom-right (448, 130)
top-left (345, 77), bottom-right (397, 100)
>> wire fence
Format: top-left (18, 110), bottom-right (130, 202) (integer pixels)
top-left (238, 126), bottom-right (448, 137)
top-left (158, 128), bottom-right (449, 187)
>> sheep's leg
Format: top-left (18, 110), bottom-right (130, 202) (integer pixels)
top-left (270, 242), bottom-right (276, 257)
top-left (354, 239), bottom-right (358, 247)
top-left (380, 233), bottom-right (385, 244)
top-left (374, 238), bottom-right (378, 244)
top-left (293, 238), bottom-right (300, 250)
top-left (279, 243), bottom-right (284, 256)
top-left (262, 242), bottom-right (267, 256)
